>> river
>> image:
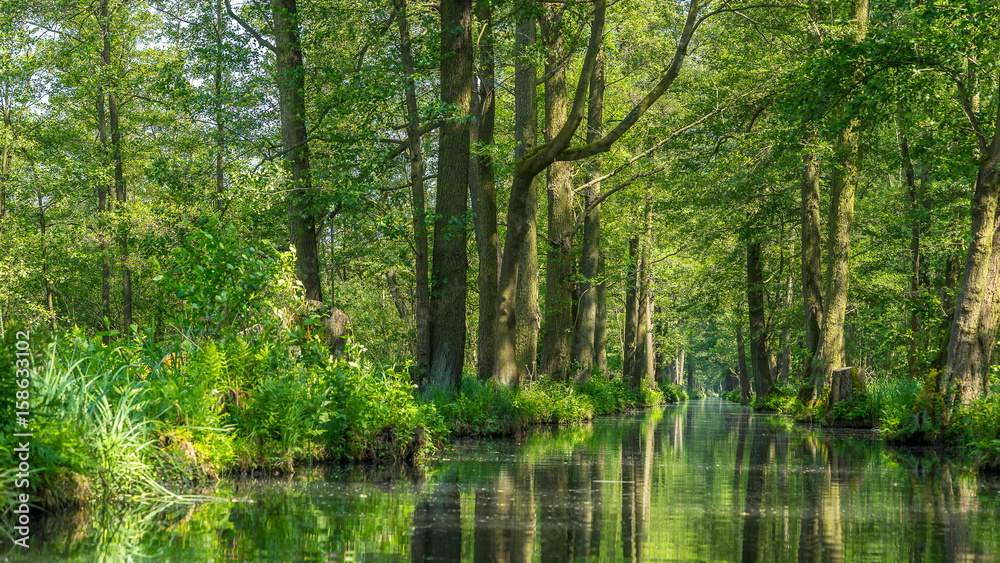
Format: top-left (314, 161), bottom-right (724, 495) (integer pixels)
top-left (10, 398), bottom-right (1000, 561)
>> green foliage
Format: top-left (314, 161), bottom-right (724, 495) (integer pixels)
top-left (515, 379), bottom-right (596, 425)
top-left (722, 388), bottom-right (742, 403)
top-left (659, 382), bottom-right (689, 404)
top-left (866, 374), bottom-right (922, 431)
top-left (438, 377), bottom-right (521, 435)
top-left (32, 340), bottom-right (169, 505)
top-left (755, 382), bottom-right (801, 414)
top-left (948, 374), bottom-right (1000, 469)
top-left (154, 216), bottom-right (287, 335)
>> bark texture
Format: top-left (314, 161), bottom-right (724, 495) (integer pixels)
top-left (393, 0), bottom-right (431, 381)
top-left (272, 0), bottom-right (322, 303)
top-left (748, 240), bottom-right (773, 401)
top-left (428, 0), bottom-right (473, 390)
top-left (539, 8), bottom-right (575, 379)
top-left (470, 0), bottom-right (499, 381)
top-left (508, 15), bottom-right (539, 386)
top-left (807, 0), bottom-right (869, 405)
top-left (571, 45), bottom-right (604, 382)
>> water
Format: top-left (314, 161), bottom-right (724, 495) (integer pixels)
top-left (8, 398), bottom-right (1000, 561)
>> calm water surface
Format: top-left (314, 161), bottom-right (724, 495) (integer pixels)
top-left (9, 398), bottom-right (1000, 561)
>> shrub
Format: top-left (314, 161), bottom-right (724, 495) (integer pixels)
top-left (439, 377), bottom-right (521, 435)
top-left (659, 382), bottom-right (688, 403)
top-left (948, 373), bottom-right (1000, 469)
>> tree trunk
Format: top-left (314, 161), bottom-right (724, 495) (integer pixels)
top-left (675, 349), bottom-right (685, 386)
top-left (428, 0), bottom-right (472, 391)
top-left (900, 127), bottom-right (921, 378)
top-left (470, 0), bottom-right (498, 381)
top-left (272, 0), bottom-right (322, 302)
top-left (594, 251), bottom-right (608, 375)
top-left (539, 8), bottom-right (575, 380)
top-left (800, 1), bottom-right (824, 379)
top-left (394, 0), bottom-right (431, 382)
top-left (36, 184), bottom-right (55, 328)
top-left (624, 237), bottom-right (639, 384)
top-left (736, 313), bottom-right (751, 403)
top-left (110, 87), bottom-right (130, 333)
top-left (386, 271), bottom-right (408, 320)
top-left (801, 140), bottom-right (824, 377)
top-left (633, 196), bottom-right (654, 388)
top-left (507, 15), bottom-right (539, 387)
top-left (686, 356), bottom-right (694, 396)
top-left (748, 239), bottom-right (773, 401)
top-left (97, 0), bottom-right (113, 341)
top-left (939, 158), bottom-right (1000, 414)
top-left (214, 0), bottom-right (225, 210)
top-left (779, 275), bottom-right (793, 383)
top-left (808, 0), bottom-right (869, 405)
top-left (571, 45), bottom-right (604, 382)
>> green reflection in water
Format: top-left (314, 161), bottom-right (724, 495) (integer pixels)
top-left (9, 399), bottom-right (1000, 561)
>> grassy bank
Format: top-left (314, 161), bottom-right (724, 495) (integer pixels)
top-left (1, 326), bottom-right (687, 513)
top-left (721, 371), bottom-right (1000, 470)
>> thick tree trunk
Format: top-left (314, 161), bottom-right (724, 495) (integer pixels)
top-left (571, 46), bottom-right (604, 382)
top-left (507, 15), bottom-right (539, 386)
top-left (623, 237), bottom-right (639, 383)
top-left (470, 0), bottom-right (499, 381)
top-left (428, 0), bottom-right (472, 391)
top-left (540, 8), bottom-right (575, 379)
top-left (800, 1), bottom-right (824, 379)
top-left (748, 240), bottom-right (773, 401)
top-left (394, 0), bottom-right (431, 382)
top-left (808, 0), bottom-right (869, 405)
top-left (272, 0), bottom-right (322, 303)
top-left (939, 154), bottom-right (1000, 414)
top-left (974, 217), bottom-right (1000, 383)
top-left (801, 144), bottom-right (824, 369)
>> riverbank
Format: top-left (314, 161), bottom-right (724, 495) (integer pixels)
top-left (721, 373), bottom-right (1000, 471)
top-left (0, 328), bottom-right (689, 514)
top-left (8, 399), bottom-right (1000, 561)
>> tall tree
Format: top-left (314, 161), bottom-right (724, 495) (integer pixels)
top-left (470, 0), bottom-right (499, 381)
top-left (747, 237), bottom-right (773, 400)
top-left (806, 0), bottom-right (870, 405)
top-left (571, 43), bottom-right (604, 382)
top-left (509, 13), bottom-right (539, 387)
top-left (427, 0), bottom-right (473, 390)
top-left (393, 0), bottom-right (431, 381)
top-left (227, 0), bottom-right (323, 302)
top-left (539, 6), bottom-right (576, 380)
top-left (495, 0), bottom-right (701, 386)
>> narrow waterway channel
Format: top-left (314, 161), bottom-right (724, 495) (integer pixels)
top-left (13, 398), bottom-right (1000, 561)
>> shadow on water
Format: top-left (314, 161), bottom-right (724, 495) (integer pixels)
top-left (8, 399), bottom-right (1000, 561)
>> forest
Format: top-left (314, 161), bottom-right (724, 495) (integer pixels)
top-left (1, 0), bottom-right (1000, 523)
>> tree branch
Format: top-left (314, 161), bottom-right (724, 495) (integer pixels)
top-left (225, 0), bottom-right (276, 53)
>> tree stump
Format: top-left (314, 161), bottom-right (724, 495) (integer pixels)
top-left (829, 367), bottom-right (867, 404)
